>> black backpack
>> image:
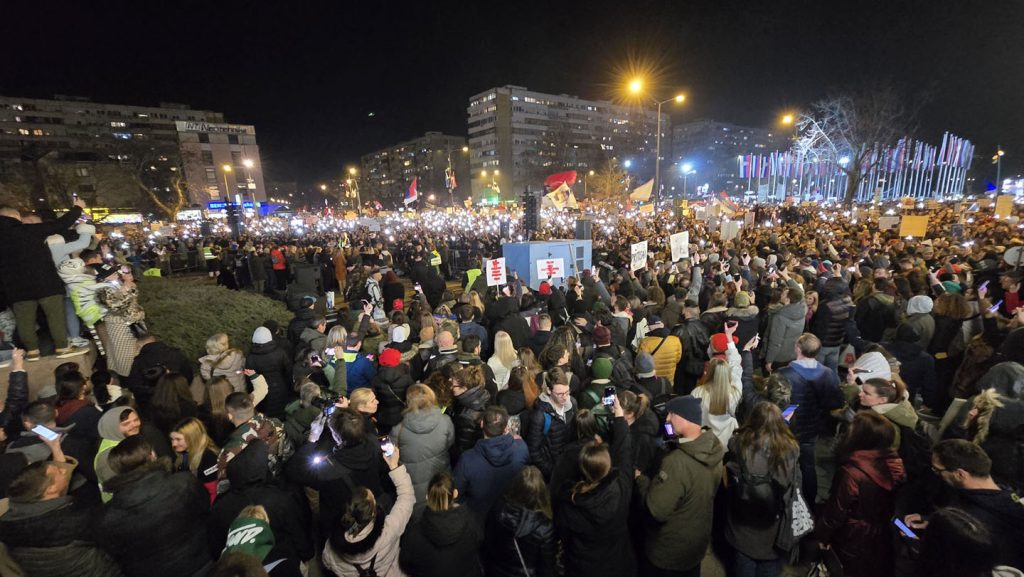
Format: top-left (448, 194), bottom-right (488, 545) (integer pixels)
top-left (897, 422), bottom-right (934, 483)
top-left (730, 455), bottom-right (783, 527)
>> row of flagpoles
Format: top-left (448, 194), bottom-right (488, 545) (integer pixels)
top-left (736, 132), bottom-right (975, 201)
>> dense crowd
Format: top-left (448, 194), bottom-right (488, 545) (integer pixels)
top-left (0, 196), bottom-right (1022, 577)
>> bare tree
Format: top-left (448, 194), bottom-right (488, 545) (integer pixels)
top-left (587, 157), bottom-right (630, 203)
top-left (795, 86), bottom-right (913, 206)
top-left (108, 138), bottom-right (199, 220)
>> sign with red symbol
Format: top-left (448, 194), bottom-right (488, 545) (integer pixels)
top-left (536, 258), bottom-right (565, 279)
top-left (485, 257), bottom-right (507, 287)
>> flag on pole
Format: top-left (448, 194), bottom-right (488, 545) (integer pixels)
top-left (543, 182), bottom-right (570, 210)
top-left (404, 177), bottom-right (418, 205)
top-left (445, 166), bottom-right (457, 190)
top-left (629, 179), bottom-right (653, 202)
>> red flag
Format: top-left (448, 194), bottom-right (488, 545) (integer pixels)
top-left (544, 170), bottom-right (577, 189)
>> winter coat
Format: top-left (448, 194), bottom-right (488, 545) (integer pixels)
top-left (0, 207), bottom-right (82, 301)
top-left (484, 500), bottom-right (557, 577)
top-left (322, 465), bottom-right (415, 577)
top-left (451, 385), bottom-right (491, 457)
top-left (880, 340), bottom-right (935, 402)
top-left (764, 301), bottom-right (808, 364)
top-left (905, 296), bottom-right (935, 350)
top-left (554, 417), bottom-right (636, 577)
top-left (399, 505), bottom-right (483, 577)
top-left (209, 441), bottom-right (313, 561)
top-left (724, 437), bottom-right (799, 561)
top-left (724, 305), bottom-right (760, 350)
top-left (298, 327), bottom-right (327, 357)
top-left (811, 294), bottom-right (855, 347)
top-left (460, 321), bottom-right (491, 357)
top-left (776, 360), bottom-right (844, 443)
top-left (489, 297), bottom-right (532, 351)
top-left (391, 406), bottom-right (455, 505)
top-left (0, 496), bottom-right (122, 577)
top-left (287, 308), bottom-right (316, 345)
top-left (344, 350), bottom-right (377, 395)
top-left (373, 366), bottom-right (415, 433)
top-left (944, 486), bottom-right (1024, 570)
top-left (637, 332), bottom-right (683, 383)
top-left (524, 394), bottom-right (577, 479)
top-left (125, 341), bottom-right (194, 407)
top-left (672, 317), bottom-right (711, 381)
top-left (815, 449), bottom-right (906, 577)
top-left (487, 356), bottom-right (518, 392)
top-left (454, 434), bottom-right (530, 520)
top-left (247, 340), bottom-right (294, 420)
top-left (636, 430), bottom-right (725, 572)
top-left (97, 460), bottom-right (213, 577)
top-left (383, 280), bottom-right (405, 314)
top-left (856, 293), bottom-right (899, 343)
top-left (199, 349), bottom-right (246, 392)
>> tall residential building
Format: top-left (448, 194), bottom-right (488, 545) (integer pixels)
top-left (0, 95), bottom-right (265, 210)
top-left (668, 119), bottom-right (788, 195)
top-left (466, 86), bottom-right (666, 203)
top-left (360, 131), bottom-right (469, 209)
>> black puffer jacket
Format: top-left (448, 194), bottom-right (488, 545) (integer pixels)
top-left (452, 385), bottom-right (491, 457)
top-left (489, 297), bottom-right (532, 351)
top-left (373, 365), bottom-right (415, 434)
top-left (554, 417), bottom-right (636, 577)
top-left (484, 500), bottom-right (557, 577)
top-left (246, 340), bottom-right (294, 420)
top-left (811, 292), bottom-right (855, 347)
top-left (524, 395), bottom-right (577, 479)
top-left (0, 496), bottom-right (122, 577)
top-left (399, 505), bottom-right (483, 577)
top-left (97, 460), bottom-right (212, 577)
top-left (209, 441), bottom-right (313, 561)
top-left (724, 305), bottom-right (760, 350)
top-left (287, 307), bottom-right (316, 345)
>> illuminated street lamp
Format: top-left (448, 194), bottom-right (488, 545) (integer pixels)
top-left (220, 164), bottom-right (232, 199)
top-left (626, 77), bottom-right (686, 204)
top-left (993, 146), bottom-right (1005, 191)
top-left (680, 163), bottom-right (696, 199)
top-left (584, 169), bottom-right (596, 197)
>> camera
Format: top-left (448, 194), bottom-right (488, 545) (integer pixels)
top-left (311, 390), bottom-right (343, 416)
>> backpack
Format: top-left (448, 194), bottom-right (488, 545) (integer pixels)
top-left (353, 554), bottom-right (378, 577)
top-left (582, 389), bottom-right (612, 435)
top-left (897, 422), bottom-right (934, 483)
top-left (730, 453), bottom-right (784, 527)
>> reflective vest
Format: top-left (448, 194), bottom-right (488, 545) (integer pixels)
top-left (429, 250), bottom-right (442, 267)
top-left (465, 268), bottom-right (482, 292)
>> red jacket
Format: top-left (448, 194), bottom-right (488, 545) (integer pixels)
top-left (270, 248), bottom-right (286, 271)
top-left (815, 449), bottom-right (905, 577)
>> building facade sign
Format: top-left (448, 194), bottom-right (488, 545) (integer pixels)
top-left (175, 120), bottom-right (254, 135)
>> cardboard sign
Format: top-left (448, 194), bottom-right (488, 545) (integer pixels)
top-left (536, 258), bottom-right (565, 280)
top-left (900, 197), bottom-right (916, 210)
top-left (720, 220), bottom-right (741, 242)
top-left (878, 216), bottom-right (901, 231)
top-left (995, 195), bottom-right (1015, 219)
top-left (484, 257), bottom-right (507, 286)
top-left (899, 215), bottom-right (929, 238)
top-left (670, 232), bottom-right (690, 262)
top-left (630, 241), bottom-right (648, 271)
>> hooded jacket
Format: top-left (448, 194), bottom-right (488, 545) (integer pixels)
top-left (399, 505), bottom-right (483, 577)
top-left (0, 207), bottom-right (82, 302)
top-left (322, 465), bottom-right (415, 577)
top-left (484, 500), bottom-right (557, 577)
top-left (856, 292), bottom-right (900, 343)
top-left (764, 300), bottom-right (808, 364)
top-left (199, 349), bottom-right (246, 392)
top-left (637, 332), bottom-right (682, 383)
top-left (94, 407), bottom-right (132, 491)
top-left (246, 340), bottom-right (294, 420)
top-left (524, 394), bottom-right (577, 479)
top-left (287, 308), bottom-right (316, 345)
top-left (904, 296), bottom-right (935, 349)
top-left (97, 460), bottom-right (212, 577)
top-left (454, 434), bottom-right (530, 520)
top-left (815, 449), bottom-right (906, 577)
top-left (209, 441), bottom-right (313, 561)
top-left (810, 287), bottom-right (855, 347)
top-left (391, 406), bottom-right (454, 506)
top-left (776, 360), bottom-right (844, 443)
top-left (554, 417), bottom-right (636, 577)
top-left (489, 297), bottom-right (532, 351)
top-left (636, 430), bottom-right (725, 571)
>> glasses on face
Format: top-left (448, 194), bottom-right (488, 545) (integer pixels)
top-left (551, 390), bottom-right (570, 398)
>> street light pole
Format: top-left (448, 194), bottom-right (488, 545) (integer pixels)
top-left (654, 100), bottom-right (664, 206)
top-left (994, 146), bottom-right (1005, 192)
top-left (221, 164), bottom-right (232, 201)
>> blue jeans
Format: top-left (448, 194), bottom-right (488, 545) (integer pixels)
top-left (64, 295), bottom-right (81, 341)
top-left (819, 345), bottom-right (840, 378)
top-left (735, 551), bottom-right (781, 577)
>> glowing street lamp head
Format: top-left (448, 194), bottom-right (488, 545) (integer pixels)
top-left (221, 164), bottom-right (232, 172)
top-left (348, 167), bottom-right (357, 176)
top-left (682, 163), bottom-right (693, 173)
top-left (781, 114), bottom-right (794, 125)
top-left (838, 156), bottom-right (850, 165)
top-left (674, 94), bottom-right (686, 103)
top-left (461, 146), bottom-right (469, 152)
top-left (242, 158), bottom-right (254, 168)
top-left (319, 184), bottom-right (327, 191)
top-left (623, 159), bottom-right (632, 168)
top-left (588, 170), bottom-right (595, 176)
top-left (628, 79), bottom-right (643, 94)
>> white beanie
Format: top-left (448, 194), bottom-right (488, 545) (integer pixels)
top-left (252, 326), bottom-right (273, 345)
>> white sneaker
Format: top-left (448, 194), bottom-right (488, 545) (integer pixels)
top-left (70, 337), bottom-right (91, 348)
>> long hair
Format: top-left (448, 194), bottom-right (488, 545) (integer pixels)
top-left (206, 376), bottom-right (233, 416)
top-left (151, 372), bottom-right (193, 430)
top-left (933, 293), bottom-right (971, 320)
top-left (426, 472), bottom-right (455, 512)
top-left (403, 384), bottom-right (438, 415)
top-left (841, 411), bottom-right (896, 458)
top-left (733, 402), bottom-right (798, 476)
top-left (505, 465), bottom-right (552, 520)
top-left (618, 390), bottom-right (649, 421)
top-left (172, 417), bottom-right (217, 474)
top-left (507, 366), bottom-right (540, 410)
top-left (518, 348), bottom-right (542, 380)
top-left (696, 358), bottom-right (732, 415)
top-left (492, 331), bottom-right (519, 368)
top-left (423, 371), bottom-right (453, 409)
top-left (571, 441), bottom-right (611, 502)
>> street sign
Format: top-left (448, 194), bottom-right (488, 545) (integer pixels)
top-left (536, 258), bottom-right (565, 279)
top-left (485, 257), bottom-right (507, 286)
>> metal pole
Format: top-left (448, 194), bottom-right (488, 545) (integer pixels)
top-left (996, 146), bottom-right (1002, 192)
top-left (654, 101), bottom-right (663, 206)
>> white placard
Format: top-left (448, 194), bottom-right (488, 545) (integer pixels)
top-left (630, 241), bottom-right (648, 271)
top-left (670, 232), bottom-right (690, 262)
top-left (878, 216), bottom-right (900, 231)
top-left (720, 220), bottom-right (741, 242)
top-left (484, 257), bottom-right (507, 287)
top-left (536, 258), bottom-right (565, 279)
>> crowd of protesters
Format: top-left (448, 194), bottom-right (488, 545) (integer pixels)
top-left (0, 195), bottom-right (1022, 577)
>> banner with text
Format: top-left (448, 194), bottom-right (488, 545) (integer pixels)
top-left (631, 241), bottom-right (648, 271)
top-left (485, 257), bottom-right (507, 286)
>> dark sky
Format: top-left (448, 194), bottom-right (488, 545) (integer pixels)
top-left (3, 0), bottom-right (1022, 186)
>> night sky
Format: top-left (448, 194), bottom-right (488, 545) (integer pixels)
top-left (3, 0), bottom-right (1022, 187)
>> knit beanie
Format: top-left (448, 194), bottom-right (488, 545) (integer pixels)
top-left (252, 327), bottom-right (273, 345)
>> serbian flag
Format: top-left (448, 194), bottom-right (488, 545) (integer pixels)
top-left (544, 170), bottom-right (577, 190)
top-left (404, 177), bottom-right (418, 205)
top-left (445, 166), bottom-right (457, 190)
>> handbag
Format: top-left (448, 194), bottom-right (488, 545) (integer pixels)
top-left (128, 320), bottom-right (149, 339)
top-left (775, 463), bottom-right (814, 559)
